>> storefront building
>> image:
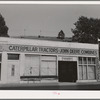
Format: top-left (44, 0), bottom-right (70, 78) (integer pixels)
top-left (0, 37), bottom-right (99, 84)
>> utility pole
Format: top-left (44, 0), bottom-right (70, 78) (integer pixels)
top-left (40, 30), bottom-right (42, 36)
top-left (24, 29), bottom-right (26, 37)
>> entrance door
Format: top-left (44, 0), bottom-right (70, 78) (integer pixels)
top-left (7, 61), bottom-right (20, 83)
top-left (58, 61), bottom-right (77, 82)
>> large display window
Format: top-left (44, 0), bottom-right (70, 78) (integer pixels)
top-left (41, 56), bottom-right (57, 77)
top-left (24, 55), bottom-right (40, 76)
top-left (79, 57), bottom-right (96, 80)
top-left (24, 55), bottom-right (57, 78)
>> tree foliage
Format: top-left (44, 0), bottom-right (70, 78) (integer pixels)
top-left (0, 14), bottom-right (9, 37)
top-left (72, 16), bottom-right (100, 44)
top-left (57, 30), bottom-right (65, 39)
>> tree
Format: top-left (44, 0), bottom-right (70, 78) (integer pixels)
top-left (57, 30), bottom-right (65, 39)
top-left (71, 16), bottom-right (100, 44)
top-left (0, 14), bottom-right (9, 37)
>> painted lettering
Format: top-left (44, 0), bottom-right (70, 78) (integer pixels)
top-left (7, 45), bottom-right (97, 56)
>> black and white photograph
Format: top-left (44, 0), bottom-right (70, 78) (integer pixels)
top-left (0, 2), bottom-right (100, 90)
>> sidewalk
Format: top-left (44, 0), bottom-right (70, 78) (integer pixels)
top-left (0, 82), bottom-right (100, 90)
top-left (0, 81), bottom-right (100, 87)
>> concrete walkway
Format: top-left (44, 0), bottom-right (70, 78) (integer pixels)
top-left (0, 82), bottom-right (100, 90)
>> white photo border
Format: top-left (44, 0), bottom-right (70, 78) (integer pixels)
top-left (0, 1), bottom-right (100, 99)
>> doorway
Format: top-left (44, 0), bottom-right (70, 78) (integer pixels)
top-left (7, 61), bottom-right (20, 83)
top-left (58, 61), bottom-right (77, 82)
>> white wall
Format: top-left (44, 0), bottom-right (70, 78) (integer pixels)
top-left (1, 52), bottom-right (7, 83)
top-left (0, 37), bottom-right (98, 50)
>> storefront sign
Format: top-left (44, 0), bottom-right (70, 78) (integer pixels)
top-left (62, 57), bottom-right (73, 61)
top-left (2, 44), bottom-right (98, 56)
top-left (59, 57), bottom-right (73, 61)
top-left (58, 56), bottom-right (77, 61)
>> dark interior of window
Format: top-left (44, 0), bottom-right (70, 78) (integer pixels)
top-left (0, 54), bottom-right (1, 62)
top-left (8, 54), bottom-right (19, 60)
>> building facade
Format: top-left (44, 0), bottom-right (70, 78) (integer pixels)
top-left (0, 37), bottom-right (99, 84)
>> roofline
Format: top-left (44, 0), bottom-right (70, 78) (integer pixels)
top-left (0, 37), bottom-right (98, 46)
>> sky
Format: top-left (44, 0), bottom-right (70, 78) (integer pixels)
top-left (0, 4), bottom-right (100, 37)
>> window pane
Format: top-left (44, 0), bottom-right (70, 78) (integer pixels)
top-left (24, 55), bottom-right (39, 76)
top-left (41, 68), bottom-right (48, 75)
top-left (41, 56), bottom-right (57, 76)
top-left (48, 62), bottom-right (56, 75)
top-left (79, 65), bottom-right (83, 80)
top-left (11, 65), bottom-right (15, 76)
top-left (0, 54), bottom-right (1, 62)
top-left (31, 67), bottom-right (39, 76)
top-left (92, 58), bottom-right (96, 64)
top-left (88, 65), bottom-right (96, 80)
top-left (41, 62), bottom-right (48, 75)
top-left (41, 61), bottom-right (56, 76)
top-left (8, 54), bottom-right (19, 60)
top-left (24, 67), bottom-right (31, 76)
top-left (83, 65), bottom-right (87, 80)
top-left (79, 57), bottom-right (82, 64)
top-left (88, 57), bottom-right (91, 64)
top-left (83, 57), bottom-right (87, 64)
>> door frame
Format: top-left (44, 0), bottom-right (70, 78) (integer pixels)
top-left (7, 60), bottom-right (20, 83)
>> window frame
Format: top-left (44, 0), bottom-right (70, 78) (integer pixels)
top-left (8, 53), bottom-right (20, 60)
top-left (41, 56), bottom-right (57, 76)
top-left (78, 57), bottom-right (96, 80)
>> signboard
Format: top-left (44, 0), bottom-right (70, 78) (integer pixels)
top-left (1, 44), bottom-right (98, 56)
top-left (58, 56), bottom-right (77, 61)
